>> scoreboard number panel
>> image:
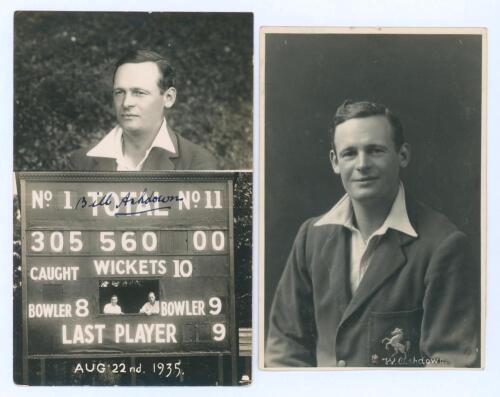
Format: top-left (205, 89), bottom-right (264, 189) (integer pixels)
top-left (19, 172), bottom-right (237, 364)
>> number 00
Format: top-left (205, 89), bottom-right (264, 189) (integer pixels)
top-left (193, 231), bottom-right (225, 251)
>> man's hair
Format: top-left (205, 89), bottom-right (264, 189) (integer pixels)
top-left (330, 100), bottom-right (405, 152)
top-left (111, 294), bottom-right (118, 300)
top-left (113, 49), bottom-right (175, 92)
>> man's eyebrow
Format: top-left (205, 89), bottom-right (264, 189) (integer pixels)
top-left (130, 87), bottom-right (150, 92)
top-left (339, 146), bottom-right (356, 154)
top-left (339, 143), bottom-right (388, 153)
top-left (112, 86), bottom-right (151, 92)
top-left (365, 143), bottom-right (388, 149)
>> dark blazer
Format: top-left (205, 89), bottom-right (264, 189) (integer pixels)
top-left (265, 195), bottom-right (480, 368)
top-left (67, 131), bottom-right (218, 171)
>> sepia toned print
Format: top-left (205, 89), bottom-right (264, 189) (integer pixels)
top-left (260, 27), bottom-right (485, 369)
top-left (13, 11), bottom-right (253, 386)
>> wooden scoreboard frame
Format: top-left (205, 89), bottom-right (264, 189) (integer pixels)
top-left (18, 171), bottom-right (238, 385)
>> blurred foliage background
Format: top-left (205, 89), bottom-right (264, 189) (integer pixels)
top-left (14, 12), bottom-right (253, 171)
top-left (233, 173), bottom-right (252, 328)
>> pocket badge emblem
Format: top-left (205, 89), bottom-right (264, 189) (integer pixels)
top-left (381, 327), bottom-right (411, 359)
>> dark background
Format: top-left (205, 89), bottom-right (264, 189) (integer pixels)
top-left (99, 280), bottom-right (160, 314)
top-left (264, 34), bottom-right (482, 337)
top-left (14, 12), bottom-right (253, 171)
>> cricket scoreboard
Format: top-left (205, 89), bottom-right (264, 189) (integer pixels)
top-left (18, 172), bottom-right (237, 361)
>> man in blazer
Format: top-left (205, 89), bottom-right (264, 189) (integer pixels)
top-left (67, 49), bottom-right (217, 171)
top-left (265, 100), bottom-right (480, 368)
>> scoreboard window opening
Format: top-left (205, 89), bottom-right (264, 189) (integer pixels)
top-left (99, 280), bottom-right (160, 315)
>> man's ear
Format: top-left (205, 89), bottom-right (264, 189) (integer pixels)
top-left (330, 149), bottom-right (340, 174)
top-left (163, 87), bottom-right (177, 109)
top-left (398, 142), bottom-right (411, 168)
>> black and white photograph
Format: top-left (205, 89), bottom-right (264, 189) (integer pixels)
top-left (261, 28), bottom-right (485, 369)
top-left (14, 11), bottom-right (253, 172)
top-left (13, 11), bottom-right (253, 386)
top-left (3, 0), bottom-right (500, 395)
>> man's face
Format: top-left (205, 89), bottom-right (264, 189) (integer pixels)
top-left (111, 296), bottom-right (118, 306)
top-left (331, 115), bottom-right (410, 206)
top-left (148, 293), bottom-right (156, 304)
top-left (113, 62), bottom-right (176, 135)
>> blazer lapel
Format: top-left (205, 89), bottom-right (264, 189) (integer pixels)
top-left (321, 227), bottom-right (351, 316)
top-left (340, 230), bottom-right (413, 324)
top-left (141, 147), bottom-right (176, 170)
top-left (141, 128), bottom-right (180, 171)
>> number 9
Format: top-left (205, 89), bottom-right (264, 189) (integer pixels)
top-left (212, 323), bottom-right (226, 341)
top-left (208, 297), bottom-right (222, 315)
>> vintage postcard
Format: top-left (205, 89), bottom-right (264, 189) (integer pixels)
top-left (260, 27), bottom-right (486, 369)
top-left (13, 11), bottom-right (253, 386)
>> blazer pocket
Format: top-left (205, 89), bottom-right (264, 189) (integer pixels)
top-left (368, 308), bottom-right (423, 367)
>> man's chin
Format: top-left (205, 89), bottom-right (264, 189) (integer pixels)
top-left (348, 188), bottom-right (383, 203)
top-left (119, 119), bottom-right (137, 125)
top-left (348, 185), bottom-right (399, 207)
top-left (119, 121), bottom-right (144, 134)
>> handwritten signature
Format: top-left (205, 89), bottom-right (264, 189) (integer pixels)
top-left (74, 189), bottom-right (183, 216)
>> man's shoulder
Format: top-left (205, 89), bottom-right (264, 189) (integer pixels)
top-left (66, 142), bottom-right (104, 171)
top-left (291, 215), bottom-right (343, 248)
top-left (67, 136), bottom-right (122, 171)
top-left (66, 146), bottom-right (90, 170)
top-left (175, 133), bottom-right (218, 170)
top-left (409, 196), bottom-right (463, 241)
top-left (68, 146), bottom-right (89, 159)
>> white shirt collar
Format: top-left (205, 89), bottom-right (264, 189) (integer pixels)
top-left (86, 118), bottom-right (176, 162)
top-left (314, 183), bottom-right (418, 238)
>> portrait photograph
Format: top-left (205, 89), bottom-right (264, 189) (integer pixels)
top-left (260, 27), bottom-right (485, 369)
top-left (13, 11), bottom-right (253, 386)
top-left (14, 11), bottom-right (253, 171)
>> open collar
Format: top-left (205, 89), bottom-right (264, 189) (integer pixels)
top-left (86, 117), bottom-right (178, 160)
top-left (314, 183), bottom-right (418, 239)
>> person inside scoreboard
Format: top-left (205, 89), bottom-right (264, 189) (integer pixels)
top-left (103, 294), bottom-right (123, 315)
top-left (67, 49), bottom-right (218, 171)
top-left (139, 291), bottom-right (160, 315)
